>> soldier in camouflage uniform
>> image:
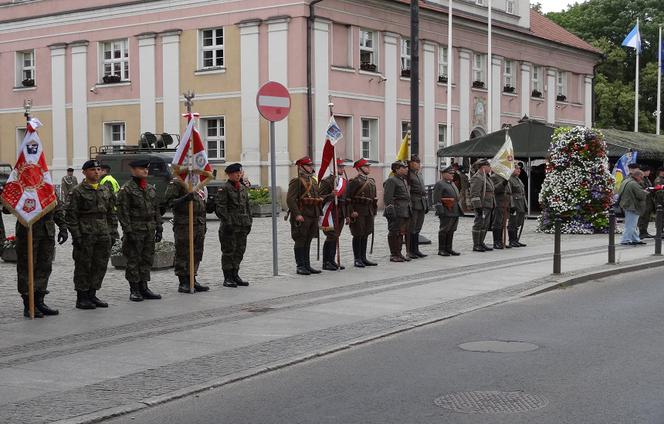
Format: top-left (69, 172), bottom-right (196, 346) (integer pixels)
top-left (383, 161), bottom-right (412, 262)
top-left (215, 163), bottom-right (253, 287)
top-left (490, 171), bottom-right (512, 249)
top-left (507, 167), bottom-right (527, 248)
top-left (319, 158), bottom-right (348, 271)
top-left (348, 158), bottom-right (378, 268)
top-left (287, 156), bottom-right (323, 275)
top-left (116, 159), bottom-right (163, 302)
top-left (164, 177), bottom-right (210, 293)
top-left (15, 203), bottom-right (68, 318)
top-left (469, 159), bottom-right (495, 252)
top-left (60, 167), bottom-right (78, 205)
top-left (66, 160), bottom-right (119, 310)
top-left (407, 155), bottom-right (428, 259)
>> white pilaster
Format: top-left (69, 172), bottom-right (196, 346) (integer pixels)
top-left (138, 33), bottom-right (157, 134)
top-left (161, 30), bottom-right (181, 136)
top-left (70, 41), bottom-right (89, 168)
top-left (584, 75), bottom-right (593, 127)
top-left (491, 55), bottom-right (502, 131)
top-left (520, 62), bottom-right (531, 118)
top-left (546, 68), bottom-right (557, 124)
top-left (268, 17), bottom-right (291, 191)
top-left (383, 32), bottom-right (398, 180)
top-left (50, 43), bottom-right (68, 178)
top-left (423, 41), bottom-right (436, 185)
top-left (238, 21), bottom-right (261, 183)
top-left (459, 48), bottom-right (472, 143)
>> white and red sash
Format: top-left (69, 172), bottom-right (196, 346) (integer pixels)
top-left (319, 176), bottom-right (347, 231)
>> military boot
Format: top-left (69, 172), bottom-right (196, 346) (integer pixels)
top-left (389, 234), bottom-right (405, 262)
top-left (472, 231), bottom-right (486, 252)
top-left (438, 232), bottom-right (450, 256)
top-left (178, 275), bottom-right (190, 293)
top-left (329, 241), bottom-right (344, 270)
top-left (129, 282), bottom-right (144, 302)
top-left (139, 281), bottom-right (161, 300)
top-left (353, 238), bottom-right (365, 267)
top-left (88, 290), bottom-right (108, 308)
top-left (35, 290), bottom-right (59, 315)
top-left (447, 233), bottom-right (460, 256)
top-left (22, 294), bottom-right (44, 318)
top-left (304, 244), bottom-right (321, 274)
top-left (493, 230), bottom-right (504, 249)
top-left (360, 237), bottom-right (377, 266)
top-left (408, 233), bottom-right (419, 259)
top-left (233, 270), bottom-right (249, 287)
top-left (295, 248), bottom-right (310, 275)
top-left (481, 231), bottom-right (493, 251)
top-left (223, 270), bottom-right (237, 287)
top-left (508, 229), bottom-right (521, 248)
top-left (322, 241), bottom-right (338, 271)
top-left (413, 233), bottom-right (427, 258)
top-left (194, 277), bottom-right (210, 292)
top-left (76, 290), bottom-right (96, 310)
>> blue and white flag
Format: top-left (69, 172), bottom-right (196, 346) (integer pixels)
top-left (622, 23), bottom-right (642, 53)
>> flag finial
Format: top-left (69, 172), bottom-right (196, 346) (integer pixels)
top-left (23, 99), bottom-right (32, 121)
top-left (183, 91), bottom-right (195, 114)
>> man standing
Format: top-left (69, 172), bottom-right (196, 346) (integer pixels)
top-left (319, 158), bottom-right (348, 271)
top-left (66, 160), bottom-right (118, 309)
top-left (619, 169), bottom-right (648, 245)
top-left (60, 167), bottom-right (78, 205)
top-left (348, 158), bottom-right (378, 267)
top-left (165, 178), bottom-right (210, 293)
top-left (469, 159), bottom-right (495, 252)
top-left (407, 155), bottom-right (428, 258)
top-left (384, 161), bottom-right (412, 262)
top-left (452, 163), bottom-right (471, 212)
top-left (15, 203), bottom-right (68, 318)
top-left (490, 171), bottom-right (512, 249)
top-left (117, 159), bottom-right (163, 301)
top-left (433, 166), bottom-right (462, 256)
top-left (287, 156), bottom-right (323, 275)
top-left (507, 167), bottom-right (527, 248)
top-left (100, 164), bottom-right (120, 195)
top-left (215, 163), bottom-right (253, 287)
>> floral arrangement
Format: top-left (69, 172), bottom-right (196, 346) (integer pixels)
top-left (537, 126), bottom-right (614, 234)
top-left (248, 187), bottom-right (272, 206)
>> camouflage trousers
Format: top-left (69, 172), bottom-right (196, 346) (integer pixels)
top-left (174, 224), bottom-right (206, 277)
top-left (349, 214), bottom-right (374, 237)
top-left (16, 234), bottom-right (54, 295)
top-left (73, 235), bottom-right (112, 291)
top-left (122, 231), bottom-right (155, 283)
top-left (219, 226), bottom-right (250, 271)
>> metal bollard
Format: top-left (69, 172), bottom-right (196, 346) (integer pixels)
top-left (608, 209), bottom-right (616, 264)
top-left (655, 204), bottom-right (663, 256)
top-left (553, 217), bottom-right (561, 274)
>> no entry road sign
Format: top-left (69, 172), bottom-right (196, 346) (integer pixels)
top-left (256, 81), bottom-right (291, 122)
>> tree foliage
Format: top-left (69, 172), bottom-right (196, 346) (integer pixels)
top-left (546, 0), bottom-right (664, 132)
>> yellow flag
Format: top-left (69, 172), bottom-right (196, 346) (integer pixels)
top-left (396, 131), bottom-right (410, 161)
top-left (490, 131), bottom-right (515, 180)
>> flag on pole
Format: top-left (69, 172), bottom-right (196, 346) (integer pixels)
top-left (172, 113), bottom-right (214, 193)
top-left (622, 23), bottom-right (642, 52)
top-left (489, 131), bottom-right (515, 181)
top-left (612, 150), bottom-right (638, 191)
top-left (319, 176), bottom-right (347, 231)
top-left (1, 118), bottom-right (58, 227)
top-left (396, 131), bottom-right (410, 161)
top-left (317, 117), bottom-right (343, 180)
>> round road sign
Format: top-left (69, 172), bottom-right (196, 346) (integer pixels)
top-left (256, 81), bottom-right (291, 122)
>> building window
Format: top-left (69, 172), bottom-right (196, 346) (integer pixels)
top-left (438, 124), bottom-right (448, 171)
top-left (473, 53), bottom-right (486, 85)
top-left (100, 39), bottom-right (129, 81)
top-left (16, 127), bottom-right (26, 153)
top-left (556, 71), bottom-right (568, 97)
top-left (439, 46), bottom-right (449, 81)
top-left (506, 0), bottom-right (516, 14)
top-left (104, 122), bottom-right (126, 145)
top-left (16, 50), bottom-right (35, 86)
top-left (503, 60), bottom-right (514, 88)
top-left (400, 38), bottom-right (411, 72)
top-left (359, 29), bottom-right (376, 71)
top-left (360, 118), bottom-right (378, 161)
top-left (476, 0), bottom-right (486, 5)
top-left (203, 117), bottom-right (225, 160)
top-left (200, 27), bottom-right (224, 69)
top-left (401, 121), bottom-right (411, 140)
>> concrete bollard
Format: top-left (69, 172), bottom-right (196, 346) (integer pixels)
top-left (608, 209), bottom-right (616, 264)
top-left (553, 217), bottom-right (561, 274)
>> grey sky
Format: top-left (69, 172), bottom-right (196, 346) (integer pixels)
top-left (536, 0), bottom-right (586, 13)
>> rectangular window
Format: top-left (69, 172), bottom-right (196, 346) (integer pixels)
top-left (100, 39), bottom-right (129, 81)
top-left (504, 60), bottom-right (514, 88)
top-left (557, 71), bottom-right (568, 97)
top-left (16, 50), bottom-right (35, 86)
top-left (439, 46), bottom-right (449, 80)
top-left (360, 118), bottom-right (378, 161)
top-left (476, 0), bottom-right (485, 5)
top-left (359, 29), bottom-right (376, 69)
top-left (400, 38), bottom-right (411, 72)
top-left (473, 53), bottom-right (486, 84)
top-left (506, 0), bottom-right (516, 14)
top-left (531, 65), bottom-right (542, 93)
top-left (104, 122), bottom-right (126, 145)
top-left (200, 27), bottom-right (224, 69)
top-left (16, 127), bottom-right (26, 154)
top-left (203, 117), bottom-right (225, 160)
top-left (438, 124), bottom-right (448, 171)
top-left (401, 121), bottom-right (410, 140)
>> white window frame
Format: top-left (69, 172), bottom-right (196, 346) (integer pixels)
top-left (503, 59), bottom-right (514, 88)
top-left (360, 118), bottom-right (378, 161)
top-left (400, 38), bottom-right (411, 72)
top-left (99, 39), bottom-right (129, 81)
top-left (557, 71), bottom-right (568, 98)
top-left (531, 65), bottom-right (542, 94)
top-left (439, 46), bottom-right (449, 80)
top-left (506, 0), bottom-right (516, 14)
top-left (473, 53), bottom-right (486, 84)
top-left (16, 50), bottom-right (35, 86)
top-left (199, 27), bottom-right (225, 70)
top-left (438, 123), bottom-right (448, 171)
top-left (359, 29), bottom-right (376, 67)
top-left (103, 122), bottom-right (126, 145)
top-left (202, 117), bottom-right (226, 161)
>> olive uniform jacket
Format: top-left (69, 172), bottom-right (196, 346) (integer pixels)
top-left (491, 174), bottom-right (512, 209)
top-left (433, 179), bottom-right (463, 217)
top-left (164, 180), bottom-right (207, 227)
top-left (65, 181), bottom-right (119, 240)
top-left (508, 175), bottom-right (527, 213)
top-left (116, 179), bottom-right (163, 235)
top-left (16, 203), bottom-right (66, 239)
top-left (286, 175), bottom-right (322, 219)
top-left (383, 175), bottom-right (411, 218)
top-left (319, 174), bottom-right (348, 219)
top-left (348, 174), bottom-right (377, 217)
top-left (469, 171), bottom-right (496, 210)
top-left (215, 180), bottom-right (252, 228)
top-left (408, 169), bottom-right (428, 211)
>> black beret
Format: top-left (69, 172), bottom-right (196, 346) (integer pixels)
top-left (225, 163), bottom-right (242, 174)
top-left (82, 160), bottom-right (101, 170)
top-left (129, 159), bottom-right (150, 168)
top-left (66, 167), bottom-right (74, 172)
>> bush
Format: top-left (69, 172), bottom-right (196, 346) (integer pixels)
top-left (248, 187), bottom-right (272, 206)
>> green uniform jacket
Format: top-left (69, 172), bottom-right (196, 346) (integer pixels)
top-left (469, 171), bottom-right (496, 209)
top-left (65, 181), bottom-right (119, 240)
top-left (286, 175), bottom-right (322, 218)
top-left (165, 180), bottom-right (207, 226)
top-left (619, 179), bottom-right (647, 214)
top-left (60, 176), bottom-right (78, 203)
top-left (408, 169), bottom-right (427, 211)
top-left (383, 175), bottom-right (411, 218)
top-left (348, 174), bottom-right (377, 216)
top-left (491, 174), bottom-right (512, 209)
top-left (16, 202), bottom-right (67, 239)
top-left (116, 179), bottom-right (163, 234)
top-left (509, 175), bottom-right (527, 213)
top-left (433, 179), bottom-right (463, 217)
top-left (215, 180), bottom-right (253, 228)
top-left (319, 174), bottom-right (348, 218)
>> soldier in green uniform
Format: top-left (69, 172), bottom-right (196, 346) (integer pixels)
top-left (164, 178), bottom-right (210, 293)
top-left (348, 158), bottom-right (378, 267)
top-left (507, 167), bottom-right (527, 248)
top-left (383, 161), bottom-right (412, 262)
top-left (469, 159), bottom-right (495, 252)
top-left (433, 165), bottom-right (462, 256)
top-left (490, 171), bottom-right (512, 249)
top-left (407, 155), bottom-right (428, 258)
top-left (287, 156), bottom-right (323, 275)
top-left (215, 163), bottom-right (253, 287)
top-left (319, 158), bottom-right (348, 271)
top-left (15, 204), bottom-right (68, 318)
top-left (66, 160), bottom-right (119, 309)
top-left (116, 159), bottom-right (163, 302)
top-left (60, 167), bottom-right (78, 205)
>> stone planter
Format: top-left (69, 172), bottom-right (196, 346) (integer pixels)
top-left (251, 203), bottom-right (279, 217)
top-left (1, 246), bottom-right (17, 263)
top-left (111, 240), bottom-right (175, 270)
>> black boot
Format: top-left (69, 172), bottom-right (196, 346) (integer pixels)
top-left (389, 234), bottom-right (405, 262)
top-left (329, 241), bottom-right (344, 270)
top-left (129, 282), bottom-right (144, 302)
top-left (322, 241), bottom-right (338, 271)
top-left (447, 233), bottom-right (460, 256)
top-left (295, 247), bottom-right (310, 275)
top-left (22, 294), bottom-right (44, 318)
top-left (223, 269), bottom-right (237, 287)
top-left (408, 233), bottom-right (419, 259)
top-left (35, 290), bottom-right (59, 315)
top-left (193, 275), bottom-right (210, 291)
top-left (413, 233), bottom-right (427, 257)
top-left (139, 281), bottom-right (161, 299)
top-left (472, 231), bottom-right (486, 252)
top-left (88, 289), bottom-right (108, 308)
top-left (233, 270), bottom-right (249, 287)
top-left (508, 229), bottom-right (521, 248)
top-left (360, 237), bottom-right (377, 266)
top-left (353, 238), bottom-right (365, 267)
top-left (76, 290), bottom-right (96, 310)
top-left (178, 275), bottom-right (191, 293)
top-left (493, 230), bottom-right (504, 249)
top-left (438, 232), bottom-right (450, 256)
top-left (304, 242), bottom-right (321, 274)
top-left (481, 231), bottom-right (493, 251)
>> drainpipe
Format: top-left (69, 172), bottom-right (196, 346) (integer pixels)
top-left (591, 57), bottom-right (604, 128)
top-left (307, 0), bottom-right (324, 157)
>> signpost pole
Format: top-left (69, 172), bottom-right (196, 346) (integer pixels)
top-left (270, 121), bottom-right (278, 276)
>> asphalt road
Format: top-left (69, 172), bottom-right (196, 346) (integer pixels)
top-left (106, 268), bottom-right (664, 424)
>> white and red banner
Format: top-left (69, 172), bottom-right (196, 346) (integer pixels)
top-left (319, 176), bottom-right (347, 231)
top-left (317, 117), bottom-right (344, 181)
top-left (1, 118), bottom-right (57, 227)
top-left (172, 113), bottom-right (214, 193)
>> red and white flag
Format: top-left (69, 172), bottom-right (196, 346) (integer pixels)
top-left (1, 118), bottom-right (58, 226)
top-left (317, 117), bottom-right (344, 181)
top-left (319, 176), bottom-right (347, 231)
top-left (172, 113), bottom-right (214, 193)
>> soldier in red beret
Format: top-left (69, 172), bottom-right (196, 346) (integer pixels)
top-left (347, 158), bottom-right (378, 267)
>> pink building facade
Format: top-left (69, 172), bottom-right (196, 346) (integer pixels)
top-left (0, 0), bottom-right (600, 192)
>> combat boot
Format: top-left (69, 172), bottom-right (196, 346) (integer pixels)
top-left (88, 290), bottom-right (108, 308)
top-left (413, 233), bottom-right (427, 258)
top-left (438, 232), bottom-right (449, 256)
top-left (353, 238), bottom-right (365, 267)
top-left (35, 290), bottom-right (59, 315)
top-left (178, 275), bottom-right (190, 293)
top-left (194, 277), bottom-right (210, 291)
top-left (360, 237), bottom-right (377, 266)
top-left (295, 248), bottom-right (310, 275)
top-left (22, 294), bottom-right (44, 318)
top-left (233, 270), bottom-right (249, 287)
top-left (304, 241), bottom-right (321, 274)
top-left (508, 229), bottom-right (521, 248)
top-left (75, 290), bottom-right (96, 310)
top-left (129, 282), bottom-right (144, 301)
top-left (389, 234), bottom-right (405, 262)
top-left (480, 231), bottom-right (493, 251)
top-left (322, 241), bottom-right (338, 271)
top-left (493, 230), bottom-right (504, 249)
top-left (139, 281), bottom-right (161, 300)
top-left (223, 270), bottom-right (237, 287)
top-left (472, 231), bottom-right (486, 252)
top-left (447, 233), bottom-right (460, 256)
top-left (408, 233), bottom-right (419, 259)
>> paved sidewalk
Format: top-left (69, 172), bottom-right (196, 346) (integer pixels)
top-left (0, 213), bottom-right (661, 423)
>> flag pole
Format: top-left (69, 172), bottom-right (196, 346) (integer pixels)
top-left (184, 91), bottom-right (196, 294)
top-left (657, 25), bottom-right (662, 136)
top-left (23, 101), bottom-right (35, 319)
top-left (487, 0), bottom-right (493, 133)
top-left (634, 18), bottom-right (640, 133)
top-left (328, 102), bottom-right (342, 270)
top-left (445, 0), bottom-right (453, 166)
